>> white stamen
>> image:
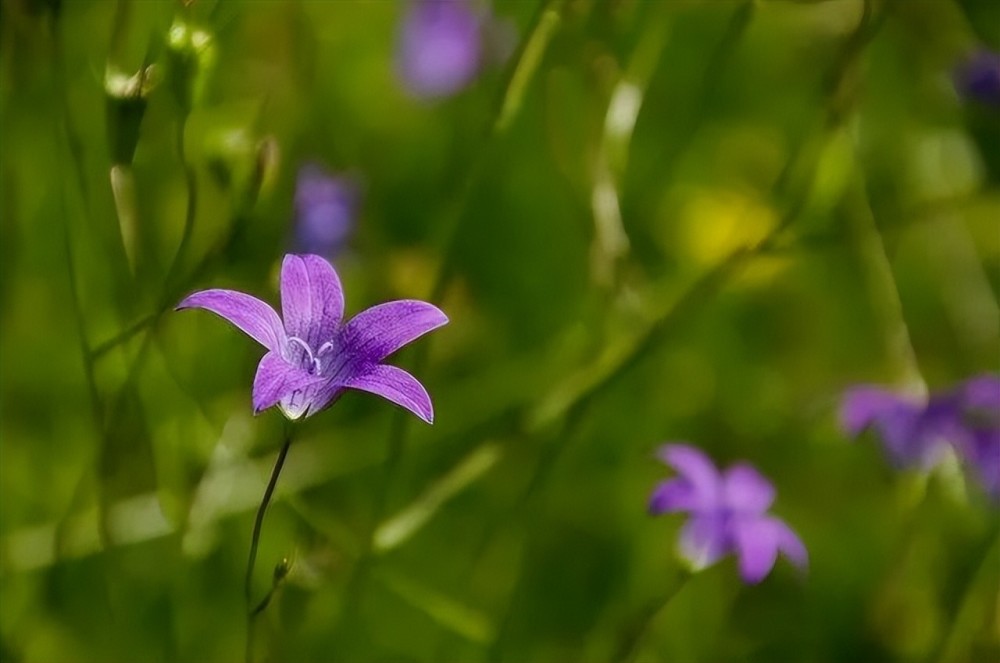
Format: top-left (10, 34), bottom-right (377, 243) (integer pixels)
top-left (287, 336), bottom-right (322, 374)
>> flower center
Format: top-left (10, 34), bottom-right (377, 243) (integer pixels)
top-left (286, 336), bottom-right (338, 375)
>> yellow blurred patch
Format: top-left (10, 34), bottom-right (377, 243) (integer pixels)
top-left (681, 189), bottom-right (788, 284)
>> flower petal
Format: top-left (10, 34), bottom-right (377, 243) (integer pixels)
top-left (958, 374), bottom-right (1000, 416)
top-left (655, 444), bottom-right (721, 511)
top-left (252, 352), bottom-right (327, 417)
top-left (339, 300), bottom-right (448, 364)
top-left (340, 363), bottom-right (435, 423)
top-left (957, 428), bottom-right (1000, 499)
top-left (839, 387), bottom-right (916, 437)
top-left (722, 463), bottom-right (775, 514)
top-left (732, 515), bottom-right (807, 584)
top-left (677, 513), bottom-right (729, 572)
top-left (176, 289), bottom-right (285, 352)
top-left (773, 518), bottom-right (809, 571)
top-left (280, 254), bottom-right (345, 348)
top-left (648, 478), bottom-right (699, 515)
top-left (840, 387), bottom-right (930, 467)
top-left (731, 516), bottom-right (780, 584)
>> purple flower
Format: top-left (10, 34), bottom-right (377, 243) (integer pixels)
top-left (293, 164), bottom-right (358, 259)
top-left (177, 254), bottom-right (448, 422)
top-left (840, 375), bottom-right (1000, 498)
top-left (950, 375), bottom-right (1000, 497)
top-left (839, 387), bottom-right (946, 470)
top-left (649, 444), bottom-right (807, 584)
top-left (397, 0), bottom-right (482, 99)
top-left (954, 50), bottom-right (1000, 107)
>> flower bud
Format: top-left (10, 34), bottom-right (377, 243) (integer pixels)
top-left (165, 18), bottom-right (215, 114)
top-left (104, 64), bottom-right (158, 165)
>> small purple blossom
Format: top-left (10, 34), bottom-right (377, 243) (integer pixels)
top-left (954, 50), bottom-right (1000, 107)
top-left (840, 375), bottom-right (1000, 498)
top-left (949, 375), bottom-right (1000, 497)
top-left (649, 444), bottom-right (807, 584)
top-left (177, 254), bottom-right (448, 422)
top-left (839, 387), bottom-right (946, 470)
top-left (397, 0), bottom-right (483, 99)
top-left (293, 164), bottom-right (358, 259)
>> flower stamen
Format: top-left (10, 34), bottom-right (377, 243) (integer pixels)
top-left (288, 336), bottom-right (322, 374)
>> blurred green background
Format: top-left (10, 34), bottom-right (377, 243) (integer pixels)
top-left (2, 0), bottom-right (999, 661)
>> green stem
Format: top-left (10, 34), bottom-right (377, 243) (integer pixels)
top-left (245, 425), bottom-right (293, 663)
top-left (843, 177), bottom-right (924, 392)
top-left (933, 524), bottom-right (1000, 663)
top-left (614, 571), bottom-right (693, 663)
top-left (161, 115), bottom-right (198, 305)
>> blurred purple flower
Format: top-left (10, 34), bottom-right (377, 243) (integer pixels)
top-left (954, 49), bottom-right (1000, 107)
top-left (397, 0), bottom-right (483, 99)
top-left (839, 387), bottom-right (946, 470)
top-left (177, 254), bottom-right (447, 422)
top-left (649, 444), bottom-right (808, 584)
top-left (840, 375), bottom-right (1000, 498)
top-left (293, 164), bottom-right (358, 259)
top-left (950, 375), bottom-right (1000, 497)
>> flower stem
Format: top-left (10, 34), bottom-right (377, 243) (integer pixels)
top-left (613, 570), bottom-right (692, 663)
top-left (245, 424), bottom-right (293, 663)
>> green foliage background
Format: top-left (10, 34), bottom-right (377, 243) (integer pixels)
top-left (1, 0), bottom-right (998, 661)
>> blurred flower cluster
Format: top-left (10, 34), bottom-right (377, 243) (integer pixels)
top-left (840, 375), bottom-right (1000, 498)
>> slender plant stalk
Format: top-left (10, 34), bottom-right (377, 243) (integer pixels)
top-left (162, 116), bottom-right (199, 302)
top-left (332, 0), bottom-right (573, 645)
top-left (487, 3), bottom-right (888, 657)
top-left (843, 176), bottom-right (925, 394)
top-left (933, 524), bottom-right (1000, 663)
top-left (614, 571), bottom-right (693, 663)
top-left (245, 425), bottom-right (294, 663)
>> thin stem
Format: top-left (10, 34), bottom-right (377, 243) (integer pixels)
top-left (245, 425), bottom-right (294, 663)
top-left (332, 0), bottom-right (572, 644)
top-left (91, 312), bottom-right (159, 359)
top-left (933, 524), bottom-right (1000, 663)
top-left (843, 177), bottom-right (924, 393)
top-left (613, 570), bottom-right (693, 663)
top-left (161, 115), bottom-right (198, 304)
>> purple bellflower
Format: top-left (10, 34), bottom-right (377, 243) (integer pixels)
top-left (839, 387), bottom-right (948, 470)
top-left (954, 49), bottom-right (1000, 107)
top-left (293, 164), bottom-right (358, 259)
top-left (177, 254), bottom-right (448, 423)
top-left (953, 375), bottom-right (1000, 497)
top-left (840, 375), bottom-right (1000, 498)
top-left (649, 444), bottom-right (808, 584)
top-left (397, 0), bottom-right (483, 99)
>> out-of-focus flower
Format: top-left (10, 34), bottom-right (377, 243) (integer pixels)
top-left (293, 164), bottom-right (359, 259)
top-left (396, 0), bottom-right (484, 99)
top-left (840, 387), bottom-right (947, 470)
top-left (104, 64), bottom-right (158, 165)
top-left (953, 49), bottom-right (1000, 107)
top-left (649, 444), bottom-right (807, 584)
top-left (177, 254), bottom-right (448, 422)
top-left (840, 375), bottom-right (1000, 498)
top-left (165, 18), bottom-right (215, 113)
top-left (950, 375), bottom-right (1000, 498)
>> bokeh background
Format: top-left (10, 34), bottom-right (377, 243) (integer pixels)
top-left (2, 0), bottom-right (999, 661)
